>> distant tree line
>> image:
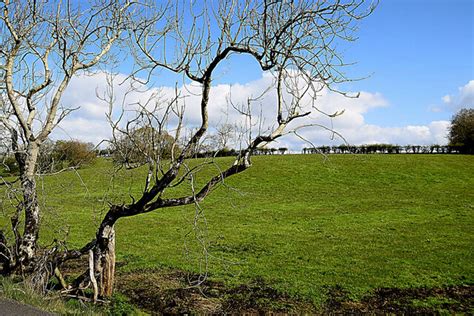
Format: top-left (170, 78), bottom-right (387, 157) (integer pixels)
top-left (302, 144), bottom-right (469, 155)
top-left (104, 142), bottom-right (468, 160)
top-left (164, 143), bottom-right (470, 158)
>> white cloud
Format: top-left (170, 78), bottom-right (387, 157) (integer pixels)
top-left (428, 120), bottom-right (451, 144)
top-left (53, 71), bottom-right (451, 148)
top-left (442, 80), bottom-right (474, 110)
top-left (52, 117), bottom-right (111, 146)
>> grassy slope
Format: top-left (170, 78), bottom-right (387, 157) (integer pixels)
top-left (2, 154), bottom-right (473, 304)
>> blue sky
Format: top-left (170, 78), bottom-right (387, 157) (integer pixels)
top-left (221, 0), bottom-right (474, 124)
top-left (56, 0), bottom-right (474, 148)
top-left (346, 0), bottom-right (473, 126)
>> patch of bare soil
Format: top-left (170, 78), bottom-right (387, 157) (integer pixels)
top-left (324, 284), bottom-right (473, 314)
top-left (116, 270), bottom-right (473, 314)
top-left (363, 285), bottom-right (473, 313)
top-left (116, 271), bottom-right (315, 314)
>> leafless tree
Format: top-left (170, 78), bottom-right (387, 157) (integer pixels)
top-left (0, 0), bottom-right (136, 288)
top-left (1, 0), bottom-right (376, 301)
top-left (78, 0), bottom-right (377, 297)
top-left (211, 123), bottom-right (236, 152)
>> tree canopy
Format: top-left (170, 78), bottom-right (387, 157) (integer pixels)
top-left (449, 108), bottom-right (474, 154)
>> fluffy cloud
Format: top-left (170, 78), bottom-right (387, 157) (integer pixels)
top-left (52, 71), bottom-right (451, 149)
top-left (442, 80), bottom-right (474, 110)
top-left (52, 72), bottom-right (166, 144)
top-left (53, 117), bottom-right (110, 146)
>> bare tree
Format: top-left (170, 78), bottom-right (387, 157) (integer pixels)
top-left (111, 126), bottom-right (178, 168)
top-left (1, 0), bottom-right (376, 301)
top-left (0, 0), bottom-right (135, 286)
top-left (73, 0), bottom-right (377, 297)
top-left (211, 123), bottom-right (236, 152)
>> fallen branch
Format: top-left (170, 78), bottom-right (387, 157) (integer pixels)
top-left (54, 267), bottom-right (68, 290)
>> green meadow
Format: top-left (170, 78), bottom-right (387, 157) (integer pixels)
top-left (1, 154), bottom-right (473, 309)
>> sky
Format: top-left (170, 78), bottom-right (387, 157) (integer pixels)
top-left (53, 0), bottom-right (474, 150)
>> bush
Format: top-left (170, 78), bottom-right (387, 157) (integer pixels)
top-left (37, 140), bottom-right (96, 173)
top-left (52, 140), bottom-right (96, 168)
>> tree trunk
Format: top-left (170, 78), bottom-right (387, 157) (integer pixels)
top-left (93, 224), bottom-right (116, 297)
top-left (18, 177), bottom-right (40, 263)
top-left (17, 144), bottom-right (41, 266)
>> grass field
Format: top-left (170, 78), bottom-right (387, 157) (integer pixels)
top-left (1, 154), bottom-right (473, 312)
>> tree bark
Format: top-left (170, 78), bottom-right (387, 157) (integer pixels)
top-left (93, 223), bottom-right (116, 297)
top-left (17, 144), bottom-right (41, 266)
